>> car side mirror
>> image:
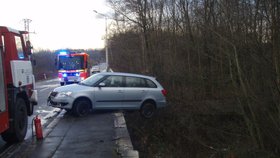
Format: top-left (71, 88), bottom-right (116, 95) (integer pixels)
top-left (98, 82), bottom-right (106, 87)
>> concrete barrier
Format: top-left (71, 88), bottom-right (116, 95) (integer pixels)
top-left (114, 112), bottom-right (139, 158)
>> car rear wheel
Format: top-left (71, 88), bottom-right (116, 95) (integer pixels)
top-left (140, 102), bottom-right (156, 119)
top-left (73, 99), bottom-right (91, 117)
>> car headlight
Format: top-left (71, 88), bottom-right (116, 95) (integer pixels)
top-left (57, 91), bottom-right (72, 97)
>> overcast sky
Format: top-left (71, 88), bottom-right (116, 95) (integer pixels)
top-left (0, 0), bottom-right (111, 50)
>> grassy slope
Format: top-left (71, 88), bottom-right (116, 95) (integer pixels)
top-left (125, 99), bottom-right (278, 158)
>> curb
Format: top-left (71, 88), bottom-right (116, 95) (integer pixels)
top-left (114, 112), bottom-right (139, 158)
top-left (41, 109), bottom-right (65, 138)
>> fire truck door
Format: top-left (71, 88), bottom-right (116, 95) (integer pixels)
top-left (0, 45), bottom-right (6, 112)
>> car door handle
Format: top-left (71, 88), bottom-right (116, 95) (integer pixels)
top-left (118, 90), bottom-right (124, 93)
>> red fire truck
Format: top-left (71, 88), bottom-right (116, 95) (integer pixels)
top-left (0, 26), bottom-right (37, 143)
top-left (56, 50), bottom-right (89, 86)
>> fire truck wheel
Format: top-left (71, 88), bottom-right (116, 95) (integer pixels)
top-left (1, 98), bottom-right (28, 143)
top-left (73, 99), bottom-right (91, 117)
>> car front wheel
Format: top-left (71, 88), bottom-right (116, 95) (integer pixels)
top-left (73, 99), bottom-right (91, 117)
top-left (140, 102), bottom-right (156, 119)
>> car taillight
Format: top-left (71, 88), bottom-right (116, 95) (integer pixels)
top-left (161, 89), bottom-right (167, 97)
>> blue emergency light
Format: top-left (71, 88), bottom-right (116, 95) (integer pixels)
top-left (18, 52), bottom-right (24, 59)
top-left (59, 51), bottom-right (68, 55)
top-left (62, 73), bottom-right (67, 77)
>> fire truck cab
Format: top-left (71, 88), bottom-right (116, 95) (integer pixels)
top-left (56, 50), bottom-right (89, 86)
top-left (0, 26), bottom-right (37, 143)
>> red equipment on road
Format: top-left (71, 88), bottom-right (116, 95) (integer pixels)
top-left (0, 26), bottom-right (37, 143)
top-left (34, 115), bottom-right (43, 140)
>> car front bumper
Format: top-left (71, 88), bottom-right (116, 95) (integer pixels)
top-left (47, 95), bottom-right (73, 109)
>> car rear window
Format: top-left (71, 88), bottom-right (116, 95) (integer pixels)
top-left (125, 76), bottom-right (157, 88)
top-left (146, 79), bottom-right (157, 88)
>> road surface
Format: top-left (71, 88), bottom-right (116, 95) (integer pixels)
top-left (0, 78), bottom-right (137, 158)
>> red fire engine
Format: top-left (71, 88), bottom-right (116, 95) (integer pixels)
top-left (0, 26), bottom-right (37, 143)
top-left (56, 50), bottom-right (89, 86)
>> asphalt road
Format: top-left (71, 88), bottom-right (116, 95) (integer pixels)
top-left (0, 78), bottom-right (61, 150)
top-left (0, 77), bottom-right (137, 158)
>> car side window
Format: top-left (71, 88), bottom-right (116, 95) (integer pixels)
top-left (103, 76), bottom-right (123, 87)
top-left (146, 79), bottom-right (157, 88)
top-left (125, 77), bottom-right (146, 87)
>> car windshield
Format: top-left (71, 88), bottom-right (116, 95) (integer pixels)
top-left (80, 73), bottom-right (104, 86)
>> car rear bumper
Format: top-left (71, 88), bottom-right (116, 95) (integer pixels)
top-left (156, 100), bottom-right (167, 108)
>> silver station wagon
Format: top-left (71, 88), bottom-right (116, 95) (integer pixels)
top-left (48, 72), bottom-right (167, 118)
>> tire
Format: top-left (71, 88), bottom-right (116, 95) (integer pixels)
top-left (73, 99), bottom-right (91, 117)
top-left (140, 102), bottom-right (156, 119)
top-left (1, 98), bottom-right (28, 143)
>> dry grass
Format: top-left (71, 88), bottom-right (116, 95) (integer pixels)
top-left (125, 98), bottom-right (279, 158)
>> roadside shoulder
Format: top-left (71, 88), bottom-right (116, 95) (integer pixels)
top-left (114, 112), bottom-right (139, 158)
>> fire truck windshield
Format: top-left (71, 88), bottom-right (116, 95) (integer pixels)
top-left (58, 56), bottom-right (84, 70)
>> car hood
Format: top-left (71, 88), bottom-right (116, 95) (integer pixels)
top-left (54, 84), bottom-right (92, 92)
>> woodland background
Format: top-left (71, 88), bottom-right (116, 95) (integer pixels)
top-left (33, 0), bottom-right (280, 157)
